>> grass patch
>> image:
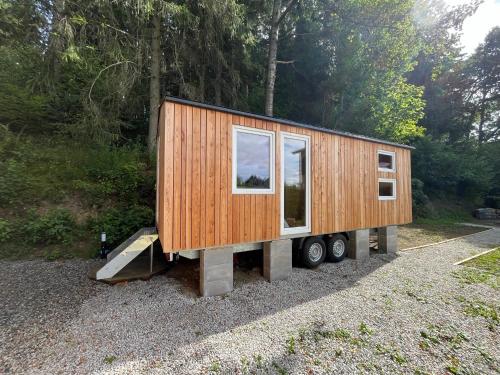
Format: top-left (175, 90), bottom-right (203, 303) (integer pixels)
top-left (406, 290), bottom-right (428, 303)
top-left (253, 354), bottom-right (263, 369)
top-left (413, 368), bottom-right (432, 375)
top-left (375, 344), bottom-right (407, 365)
top-left (104, 355), bottom-right (117, 364)
top-left (296, 323), bottom-right (367, 353)
top-left (209, 360), bottom-right (221, 373)
top-left (305, 327), bottom-right (351, 342)
top-left (463, 300), bottom-right (499, 330)
top-left (332, 328), bottom-right (351, 340)
top-left (453, 268), bottom-right (493, 285)
top-left (286, 336), bottom-right (296, 354)
top-left (445, 356), bottom-right (475, 375)
top-left (391, 351), bottom-right (407, 365)
top-left (240, 356), bottom-right (249, 373)
top-left (420, 324), bottom-right (470, 351)
top-left (272, 362), bottom-right (288, 375)
top-left (359, 322), bottom-right (373, 336)
top-left (462, 248), bottom-right (499, 275)
top-left (453, 248), bottom-right (500, 289)
top-left (420, 330), bottom-right (440, 345)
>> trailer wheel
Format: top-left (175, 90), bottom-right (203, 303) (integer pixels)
top-left (326, 234), bottom-right (348, 262)
top-left (300, 237), bottom-right (326, 268)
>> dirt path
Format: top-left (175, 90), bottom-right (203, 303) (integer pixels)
top-left (1, 229), bottom-right (499, 374)
top-left (398, 223), bottom-right (490, 250)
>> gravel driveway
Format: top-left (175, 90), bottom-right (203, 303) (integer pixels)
top-left (1, 229), bottom-right (499, 374)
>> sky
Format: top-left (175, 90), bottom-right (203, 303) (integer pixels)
top-left (236, 132), bottom-right (270, 181)
top-left (444, 0), bottom-right (500, 54)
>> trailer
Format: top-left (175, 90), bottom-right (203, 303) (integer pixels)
top-left (154, 97), bottom-right (412, 296)
top-left (96, 96), bottom-right (413, 295)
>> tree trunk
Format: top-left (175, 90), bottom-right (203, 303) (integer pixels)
top-left (478, 92), bottom-right (486, 144)
top-left (215, 62), bottom-right (222, 105)
top-left (199, 64), bottom-right (206, 102)
top-left (264, 0), bottom-right (281, 116)
top-left (230, 50), bottom-right (237, 108)
top-left (47, 0), bottom-right (66, 83)
top-left (148, 14), bottom-right (161, 153)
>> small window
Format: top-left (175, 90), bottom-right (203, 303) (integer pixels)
top-left (232, 126), bottom-right (275, 194)
top-left (378, 150), bottom-right (396, 172)
top-left (378, 179), bottom-right (396, 200)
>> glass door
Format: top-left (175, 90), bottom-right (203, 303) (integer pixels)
top-left (280, 132), bottom-right (311, 235)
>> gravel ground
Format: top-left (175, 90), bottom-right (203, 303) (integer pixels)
top-left (1, 229), bottom-right (499, 374)
top-left (398, 223), bottom-right (489, 250)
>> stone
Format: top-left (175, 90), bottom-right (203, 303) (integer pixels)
top-left (347, 229), bottom-right (370, 261)
top-left (378, 226), bottom-right (398, 254)
top-left (200, 247), bottom-right (233, 297)
top-left (263, 239), bottom-right (292, 282)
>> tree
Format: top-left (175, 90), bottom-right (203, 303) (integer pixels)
top-left (270, 0), bottom-right (426, 142)
top-left (116, 1), bottom-right (187, 153)
top-left (2, 0), bottom-right (499, 211)
top-left (119, 0), bottom-right (244, 151)
top-left (264, 0), bottom-right (299, 116)
top-left (466, 27), bottom-right (500, 143)
top-left (0, 0), bottom-right (49, 132)
top-left (148, 14), bottom-right (161, 152)
top-left (408, 0), bottom-right (481, 142)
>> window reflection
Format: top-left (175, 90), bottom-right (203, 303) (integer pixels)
top-left (236, 131), bottom-right (271, 189)
top-left (378, 153), bottom-right (393, 170)
top-left (379, 181), bottom-right (394, 197)
top-left (284, 138), bottom-right (306, 228)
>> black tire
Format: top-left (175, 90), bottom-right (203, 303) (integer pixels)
top-left (326, 234), bottom-right (348, 262)
top-left (300, 237), bottom-right (326, 268)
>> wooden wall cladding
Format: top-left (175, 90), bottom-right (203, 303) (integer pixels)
top-left (157, 101), bottom-right (412, 253)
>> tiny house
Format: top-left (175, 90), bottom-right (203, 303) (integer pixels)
top-left (156, 97), bottom-right (412, 296)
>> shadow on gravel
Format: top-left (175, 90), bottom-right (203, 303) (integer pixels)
top-left (4, 228), bottom-right (500, 373)
top-left (2, 248), bottom-right (398, 373)
top-left (166, 247), bottom-right (394, 298)
top-left (113, 229), bottom-right (499, 360)
top-left (145, 249), bottom-right (398, 343)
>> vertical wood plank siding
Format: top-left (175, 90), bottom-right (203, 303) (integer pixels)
top-left (158, 101), bottom-right (412, 253)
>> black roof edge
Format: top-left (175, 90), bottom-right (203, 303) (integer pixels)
top-left (162, 96), bottom-right (415, 150)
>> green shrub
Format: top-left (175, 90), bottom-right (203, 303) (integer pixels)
top-left (0, 159), bottom-right (34, 206)
top-left (0, 128), bottom-right (154, 209)
top-left (88, 205), bottom-right (154, 248)
top-left (484, 195), bottom-right (500, 209)
top-left (23, 208), bottom-right (77, 245)
top-left (44, 249), bottom-right (63, 261)
top-left (73, 145), bottom-right (152, 206)
top-left (412, 178), bottom-right (431, 218)
top-left (0, 219), bottom-right (13, 242)
top-left (412, 137), bottom-right (492, 201)
top-left (0, 126), bottom-right (50, 205)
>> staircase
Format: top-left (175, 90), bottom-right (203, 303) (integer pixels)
top-left (96, 227), bottom-right (158, 280)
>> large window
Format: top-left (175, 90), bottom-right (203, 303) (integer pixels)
top-left (378, 150), bottom-right (396, 172)
top-left (232, 126), bottom-right (275, 194)
top-left (378, 178), bottom-right (396, 200)
top-left (281, 133), bottom-right (310, 234)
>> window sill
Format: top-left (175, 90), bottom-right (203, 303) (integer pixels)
top-left (232, 189), bottom-right (275, 195)
top-left (378, 168), bottom-right (396, 173)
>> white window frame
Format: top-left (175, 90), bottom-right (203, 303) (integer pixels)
top-left (280, 132), bottom-right (311, 235)
top-left (232, 125), bottom-right (275, 194)
top-left (378, 150), bottom-right (396, 172)
top-left (378, 178), bottom-right (397, 200)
